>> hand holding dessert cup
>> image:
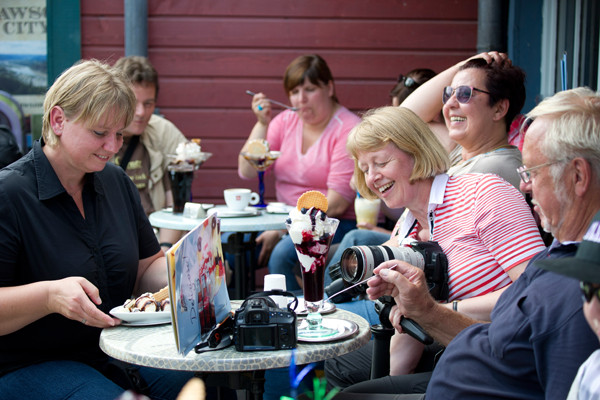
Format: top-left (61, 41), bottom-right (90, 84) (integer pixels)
top-left (286, 191), bottom-right (339, 339)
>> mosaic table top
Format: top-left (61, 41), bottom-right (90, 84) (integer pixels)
top-left (100, 307), bottom-right (370, 372)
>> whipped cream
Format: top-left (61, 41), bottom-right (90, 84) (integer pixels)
top-left (174, 141), bottom-right (203, 163)
top-left (287, 207), bottom-right (335, 272)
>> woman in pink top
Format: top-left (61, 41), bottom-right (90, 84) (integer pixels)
top-left (238, 54), bottom-right (360, 290)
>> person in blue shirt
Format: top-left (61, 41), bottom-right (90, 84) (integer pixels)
top-left (537, 211), bottom-right (600, 400)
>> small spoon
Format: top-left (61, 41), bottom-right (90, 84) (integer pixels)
top-left (326, 264), bottom-right (399, 303)
top-left (245, 90), bottom-right (298, 111)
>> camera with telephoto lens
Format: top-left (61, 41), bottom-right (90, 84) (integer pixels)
top-left (325, 241), bottom-right (449, 303)
top-left (233, 290), bottom-right (297, 351)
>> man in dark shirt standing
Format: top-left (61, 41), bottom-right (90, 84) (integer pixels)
top-left (329, 87), bottom-right (600, 399)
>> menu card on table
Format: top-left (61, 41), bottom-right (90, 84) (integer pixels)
top-left (165, 214), bottom-right (231, 355)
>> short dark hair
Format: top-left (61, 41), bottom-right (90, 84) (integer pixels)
top-left (283, 54), bottom-right (338, 103)
top-left (390, 68), bottom-right (436, 104)
top-left (460, 58), bottom-right (526, 131)
top-left (113, 56), bottom-right (159, 97)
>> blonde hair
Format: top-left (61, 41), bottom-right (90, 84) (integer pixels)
top-left (527, 87), bottom-right (600, 185)
top-left (347, 107), bottom-right (450, 199)
top-left (42, 59), bottom-right (136, 147)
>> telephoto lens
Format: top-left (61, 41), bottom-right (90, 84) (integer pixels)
top-left (340, 245), bottom-right (424, 284)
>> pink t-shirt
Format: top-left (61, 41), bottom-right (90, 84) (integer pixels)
top-left (267, 107), bottom-right (359, 220)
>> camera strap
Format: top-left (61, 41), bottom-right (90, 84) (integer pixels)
top-left (244, 289), bottom-right (299, 312)
top-left (194, 312), bottom-right (235, 353)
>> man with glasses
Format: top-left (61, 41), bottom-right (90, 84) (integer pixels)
top-left (537, 210), bottom-right (600, 399)
top-left (330, 87), bottom-right (600, 399)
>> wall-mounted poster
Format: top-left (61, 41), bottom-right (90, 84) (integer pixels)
top-left (0, 0), bottom-right (47, 151)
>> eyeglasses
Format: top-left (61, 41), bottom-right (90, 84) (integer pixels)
top-left (442, 85), bottom-right (491, 104)
top-left (580, 281), bottom-right (600, 303)
top-left (516, 160), bottom-right (565, 184)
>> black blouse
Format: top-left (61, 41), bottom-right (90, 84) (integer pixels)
top-left (0, 140), bottom-right (160, 376)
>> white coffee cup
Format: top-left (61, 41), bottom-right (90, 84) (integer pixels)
top-left (264, 274), bottom-right (287, 309)
top-left (354, 197), bottom-right (381, 228)
top-left (223, 188), bottom-right (259, 211)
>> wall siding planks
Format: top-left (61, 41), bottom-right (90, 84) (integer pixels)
top-left (80, 0), bottom-right (478, 204)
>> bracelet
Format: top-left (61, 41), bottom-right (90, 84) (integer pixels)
top-left (452, 300), bottom-right (459, 312)
top-left (159, 242), bottom-right (173, 248)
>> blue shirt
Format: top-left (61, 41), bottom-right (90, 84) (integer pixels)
top-left (427, 244), bottom-right (598, 399)
top-left (0, 140), bottom-right (160, 376)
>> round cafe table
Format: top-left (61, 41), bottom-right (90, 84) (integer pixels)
top-left (149, 208), bottom-right (287, 299)
top-left (149, 208), bottom-right (287, 232)
top-left (100, 306), bottom-right (370, 400)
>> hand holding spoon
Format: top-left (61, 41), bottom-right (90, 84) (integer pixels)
top-left (246, 90), bottom-right (298, 111)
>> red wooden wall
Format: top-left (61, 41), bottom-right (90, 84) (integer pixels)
top-left (80, 0), bottom-right (478, 205)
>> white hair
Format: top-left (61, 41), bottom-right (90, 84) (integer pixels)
top-left (527, 87), bottom-right (600, 185)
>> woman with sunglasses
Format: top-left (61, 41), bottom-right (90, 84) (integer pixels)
top-left (389, 69), bottom-right (436, 107)
top-left (401, 51), bottom-right (526, 189)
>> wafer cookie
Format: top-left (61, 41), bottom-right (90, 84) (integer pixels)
top-left (246, 139), bottom-right (269, 156)
top-left (153, 286), bottom-right (169, 302)
top-left (296, 190), bottom-right (328, 212)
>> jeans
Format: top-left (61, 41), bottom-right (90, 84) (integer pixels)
top-left (325, 341), bottom-right (432, 400)
top-left (0, 359), bottom-right (195, 400)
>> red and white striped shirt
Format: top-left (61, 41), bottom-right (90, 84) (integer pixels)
top-left (394, 174), bottom-right (546, 301)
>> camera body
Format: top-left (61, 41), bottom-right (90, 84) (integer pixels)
top-left (325, 241), bottom-right (449, 303)
top-left (234, 295), bottom-right (297, 351)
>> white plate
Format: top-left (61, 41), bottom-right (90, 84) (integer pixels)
top-left (109, 306), bottom-right (171, 325)
top-left (297, 318), bottom-right (359, 343)
top-left (207, 206), bottom-right (260, 218)
top-left (266, 202), bottom-right (294, 214)
top-left (294, 301), bottom-right (336, 316)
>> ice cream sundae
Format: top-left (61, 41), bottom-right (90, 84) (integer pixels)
top-left (286, 191), bottom-right (339, 304)
top-left (240, 139), bottom-right (280, 172)
top-left (123, 286), bottom-right (170, 312)
top-left (167, 139), bottom-right (212, 213)
top-left (171, 139), bottom-right (211, 168)
top-left (240, 139), bottom-right (281, 207)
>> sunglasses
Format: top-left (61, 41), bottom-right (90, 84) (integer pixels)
top-left (442, 85), bottom-right (491, 104)
top-left (580, 281), bottom-right (600, 303)
top-left (397, 74), bottom-right (419, 89)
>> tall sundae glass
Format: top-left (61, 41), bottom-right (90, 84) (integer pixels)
top-left (240, 139), bottom-right (280, 207)
top-left (167, 140), bottom-right (212, 213)
top-left (286, 191), bottom-right (339, 339)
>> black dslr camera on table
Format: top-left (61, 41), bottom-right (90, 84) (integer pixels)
top-left (234, 290), bottom-right (298, 351)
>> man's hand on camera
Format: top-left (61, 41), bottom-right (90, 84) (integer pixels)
top-left (366, 261), bottom-right (436, 328)
top-left (368, 260), bottom-right (478, 345)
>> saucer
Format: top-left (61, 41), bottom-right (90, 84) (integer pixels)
top-left (266, 202), bottom-right (294, 214)
top-left (207, 206), bottom-right (260, 218)
top-left (297, 318), bottom-right (358, 342)
top-left (110, 306), bottom-right (171, 326)
top-left (294, 301), bottom-right (336, 316)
